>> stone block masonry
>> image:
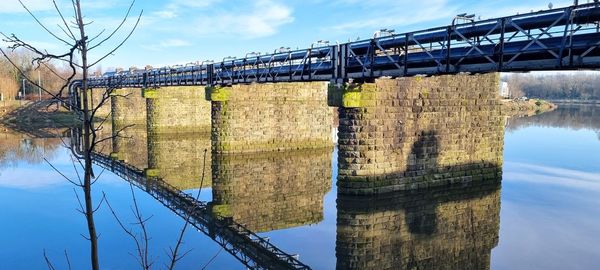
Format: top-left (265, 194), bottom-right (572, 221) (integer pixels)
top-left (145, 86), bottom-right (211, 134)
top-left (210, 148), bottom-right (332, 232)
top-left (110, 125), bottom-right (148, 171)
top-left (110, 88), bottom-right (149, 170)
top-left (336, 178), bottom-right (501, 269)
top-left (146, 132), bottom-right (212, 191)
top-left (329, 73), bottom-right (504, 195)
top-left (207, 82), bottom-right (334, 153)
top-left (111, 88), bottom-right (147, 128)
top-left (83, 88), bottom-right (112, 119)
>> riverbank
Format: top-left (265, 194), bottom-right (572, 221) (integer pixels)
top-left (547, 99), bottom-right (600, 105)
top-left (501, 98), bottom-right (557, 117)
top-left (0, 101), bottom-right (79, 135)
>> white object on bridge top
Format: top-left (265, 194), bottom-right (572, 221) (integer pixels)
top-left (500, 81), bottom-right (510, 98)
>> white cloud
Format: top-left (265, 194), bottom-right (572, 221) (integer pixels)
top-left (504, 162), bottom-right (600, 191)
top-left (325, 0), bottom-right (457, 34)
top-left (81, 0), bottom-right (120, 10)
top-left (152, 0), bottom-right (221, 19)
top-left (192, 0), bottom-right (294, 39)
top-left (0, 0), bottom-right (54, 13)
top-left (142, 38), bottom-right (192, 51)
top-left (153, 10), bottom-right (177, 19)
top-left (0, 169), bottom-right (65, 189)
top-left (159, 39), bottom-right (191, 47)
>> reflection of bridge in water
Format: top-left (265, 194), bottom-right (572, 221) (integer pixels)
top-left (90, 151), bottom-right (313, 270)
top-left (336, 165), bottom-right (501, 270)
top-left (79, 115), bottom-right (333, 268)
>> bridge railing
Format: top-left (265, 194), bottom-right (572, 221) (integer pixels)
top-left (84, 3), bottom-right (600, 90)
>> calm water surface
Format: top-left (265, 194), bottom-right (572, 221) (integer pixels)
top-left (0, 104), bottom-right (599, 269)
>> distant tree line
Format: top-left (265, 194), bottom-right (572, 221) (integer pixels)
top-left (0, 49), bottom-right (74, 101)
top-left (504, 73), bottom-right (600, 100)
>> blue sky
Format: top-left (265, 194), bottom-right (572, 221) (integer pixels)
top-left (0, 0), bottom-right (578, 70)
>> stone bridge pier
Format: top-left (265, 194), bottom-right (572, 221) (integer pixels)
top-left (328, 73), bottom-right (504, 195)
top-left (82, 88), bottom-right (112, 120)
top-left (206, 82), bottom-right (334, 153)
top-left (110, 88), bottom-right (148, 169)
top-left (144, 86), bottom-right (211, 134)
top-left (210, 149), bottom-right (332, 232)
top-left (142, 86), bottom-right (212, 189)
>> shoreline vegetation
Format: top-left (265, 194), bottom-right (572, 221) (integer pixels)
top-left (501, 98), bottom-right (558, 117)
top-left (547, 99), bottom-right (600, 105)
top-left (0, 101), bottom-right (80, 135)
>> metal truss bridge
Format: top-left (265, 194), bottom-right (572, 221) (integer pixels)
top-left (89, 151), bottom-right (311, 270)
top-left (81, 3), bottom-right (600, 91)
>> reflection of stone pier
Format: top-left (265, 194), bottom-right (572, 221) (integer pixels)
top-left (211, 148), bottom-right (333, 232)
top-left (329, 74), bottom-right (504, 195)
top-left (336, 175), bottom-right (501, 270)
top-left (111, 125), bottom-right (148, 170)
top-left (146, 132), bottom-right (212, 190)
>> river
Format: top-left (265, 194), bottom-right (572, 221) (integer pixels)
top-left (0, 104), bottom-right (599, 269)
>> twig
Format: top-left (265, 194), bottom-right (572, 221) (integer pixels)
top-left (43, 249), bottom-right (57, 270)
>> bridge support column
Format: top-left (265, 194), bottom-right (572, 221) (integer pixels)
top-left (210, 149), bottom-right (332, 232)
top-left (206, 82), bottom-right (334, 153)
top-left (142, 86), bottom-right (213, 189)
top-left (110, 88), bottom-right (148, 169)
top-left (328, 73), bottom-right (504, 195)
top-left (82, 88), bottom-right (111, 119)
top-left (144, 86), bottom-right (211, 134)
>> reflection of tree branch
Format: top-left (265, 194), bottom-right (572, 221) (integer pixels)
top-left (167, 149), bottom-right (208, 269)
top-left (64, 250), bottom-right (72, 270)
top-left (44, 157), bottom-right (82, 187)
top-left (43, 249), bottom-right (57, 270)
top-left (105, 186), bottom-right (153, 270)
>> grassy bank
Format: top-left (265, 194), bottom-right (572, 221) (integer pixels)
top-left (500, 98), bottom-right (557, 117)
top-left (0, 101), bottom-right (80, 133)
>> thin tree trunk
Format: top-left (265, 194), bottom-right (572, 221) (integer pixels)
top-left (75, 0), bottom-right (99, 269)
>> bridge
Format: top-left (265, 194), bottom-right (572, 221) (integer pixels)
top-left (76, 3), bottom-right (600, 89)
top-left (68, 3), bottom-right (599, 197)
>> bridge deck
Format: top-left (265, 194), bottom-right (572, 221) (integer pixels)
top-left (78, 3), bottom-right (600, 92)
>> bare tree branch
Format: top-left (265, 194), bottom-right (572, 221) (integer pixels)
top-left (89, 11), bottom-right (143, 67)
top-left (17, 0), bottom-right (73, 46)
top-left (88, 0), bottom-right (136, 50)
